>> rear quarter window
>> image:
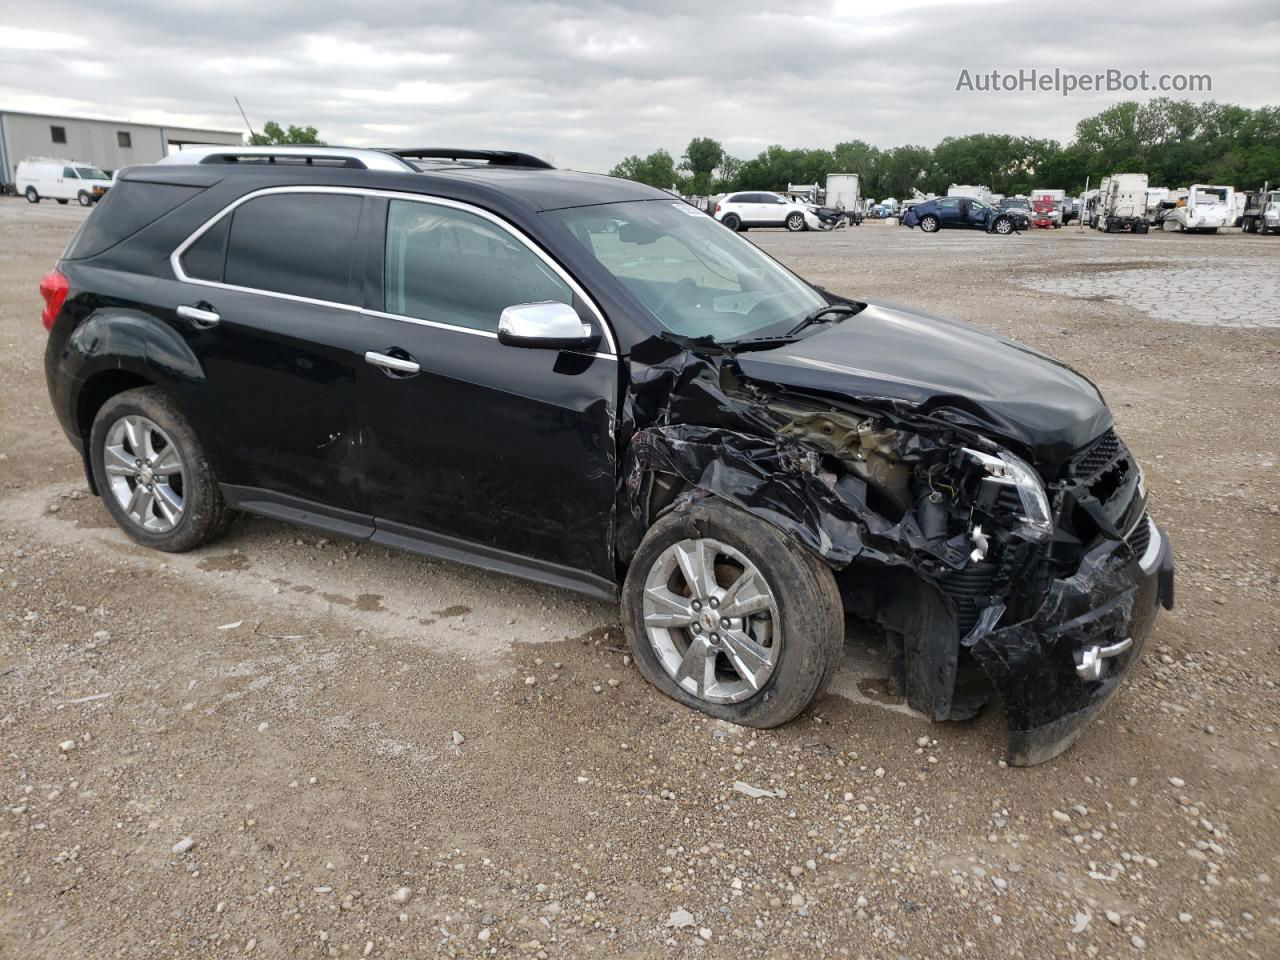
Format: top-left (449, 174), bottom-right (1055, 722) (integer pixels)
top-left (223, 193), bottom-right (363, 304)
top-left (63, 180), bottom-right (203, 260)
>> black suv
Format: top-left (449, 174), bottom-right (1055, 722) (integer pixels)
top-left (41, 146), bottom-right (1173, 765)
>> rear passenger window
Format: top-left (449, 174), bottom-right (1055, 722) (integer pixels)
top-left (384, 199), bottom-right (571, 332)
top-left (223, 193), bottom-right (362, 304)
top-left (181, 216), bottom-right (230, 282)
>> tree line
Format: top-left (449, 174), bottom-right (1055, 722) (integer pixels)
top-left (608, 99), bottom-right (1280, 199)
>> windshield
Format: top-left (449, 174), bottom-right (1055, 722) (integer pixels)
top-left (551, 200), bottom-right (825, 341)
top-left (74, 166), bottom-right (109, 180)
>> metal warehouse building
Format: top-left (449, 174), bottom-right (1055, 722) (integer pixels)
top-left (0, 110), bottom-right (242, 185)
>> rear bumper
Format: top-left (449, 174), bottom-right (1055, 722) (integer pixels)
top-left (967, 517), bottom-right (1174, 765)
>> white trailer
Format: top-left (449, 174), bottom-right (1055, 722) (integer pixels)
top-left (1160, 184), bottom-right (1235, 233)
top-left (825, 173), bottom-right (862, 224)
top-left (947, 183), bottom-right (995, 205)
top-left (1096, 174), bottom-right (1150, 233)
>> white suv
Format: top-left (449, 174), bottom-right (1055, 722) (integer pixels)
top-left (714, 191), bottom-right (810, 232)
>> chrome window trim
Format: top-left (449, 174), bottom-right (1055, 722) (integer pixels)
top-left (169, 184), bottom-right (619, 357)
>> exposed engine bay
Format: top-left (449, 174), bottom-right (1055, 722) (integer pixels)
top-left (618, 332), bottom-right (1173, 765)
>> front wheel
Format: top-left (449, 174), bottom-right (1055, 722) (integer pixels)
top-left (90, 387), bottom-right (233, 552)
top-left (622, 499), bottom-right (843, 727)
top-left (919, 215), bottom-right (939, 233)
top-left (785, 212), bottom-right (806, 232)
top-left (993, 217), bottom-right (1014, 235)
top-left (25, 187), bottom-right (39, 203)
top-left (77, 191), bottom-right (93, 207)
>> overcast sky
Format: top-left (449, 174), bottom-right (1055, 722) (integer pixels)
top-left (2, 0), bottom-right (1276, 171)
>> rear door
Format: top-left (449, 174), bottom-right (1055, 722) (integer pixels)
top-left (168, 189), bottom-right (372, 525)
top-left (355, 195), bottom-right (618, 584)
top-left (934, 198), bottom-right (962, 227)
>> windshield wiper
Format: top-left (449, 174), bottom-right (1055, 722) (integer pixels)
top-left (786, 303), bottom-right (858, 337)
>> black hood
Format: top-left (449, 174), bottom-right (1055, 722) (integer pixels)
top-left (733, 301), bottom-right (1112, 464)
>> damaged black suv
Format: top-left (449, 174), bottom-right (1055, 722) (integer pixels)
top-left (42, 146), bottom-right (1173, 765)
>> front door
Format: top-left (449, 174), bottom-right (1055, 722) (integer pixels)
top-left (356, 196), bottom-right (618, 582)
top-left (165, 189), bottom-right (371, 519)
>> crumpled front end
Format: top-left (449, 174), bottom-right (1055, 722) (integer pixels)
top-left (617, 334), bottom-right (1174, 765)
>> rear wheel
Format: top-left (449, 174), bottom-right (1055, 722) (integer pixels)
top-left (919, 214), bottom-right (939, 233)
top-left (89, 387), bottom-right (232, 552)
top-left (785, 212), bottom-right (805, 232)
top-left (25, 187), bottom-right (39, 203)
top-left (721, 213), bottom-right (742, 231)
top-left (622, 499), bottom-right (843, 727)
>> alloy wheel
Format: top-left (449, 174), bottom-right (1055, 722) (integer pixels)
top-left (103, 415), bottom-right (186, 533)
top-left (641, 537), bottom-right (781, 704)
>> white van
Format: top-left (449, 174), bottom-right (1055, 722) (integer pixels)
top-left (16, 157), bottom-right (113, 206)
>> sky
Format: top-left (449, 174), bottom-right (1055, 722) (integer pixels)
top-left (1, 0), bottom-right (1276, 172)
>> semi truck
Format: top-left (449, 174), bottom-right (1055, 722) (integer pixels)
top-left (1241, 185), bottom-right (1279, 235)
top-left (1159, 184), bottom-right (1234, 233)
top-left (1094, 174), bottom-right (1149, 233)
top-left (825, 173), bottom-right (863, 224)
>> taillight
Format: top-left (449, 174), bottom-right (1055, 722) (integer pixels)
top-left (39, 269), bottom-right (69, 332)
top-left (714, 203), bottom-right (721, 214)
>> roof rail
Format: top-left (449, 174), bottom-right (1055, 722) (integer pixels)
top-left (154, 146), bottom-right (416, 173)
top-left (388, 148), bottom-right (554, 169)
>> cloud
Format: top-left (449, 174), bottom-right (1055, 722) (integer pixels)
top-left (1, 0), bottom-right (1274, 171)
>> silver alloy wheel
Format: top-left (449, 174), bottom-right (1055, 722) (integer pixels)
top-left (995, 217), bottom-right (1013, 234)
top-left (103, 415), bottom-right (186, 533)
top-left (641, 537), bottom-right (781, 704)
top-left (787, 213), bottom-right (804, 231)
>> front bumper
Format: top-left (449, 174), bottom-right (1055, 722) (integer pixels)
top-left (966, 517), bottom-right (1174, 765)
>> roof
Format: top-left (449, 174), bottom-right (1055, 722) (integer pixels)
top-left (146, 144), bottom-right (668, 212)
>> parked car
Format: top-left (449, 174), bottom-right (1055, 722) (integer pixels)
top-left (17, 157), bottom-right (112, 206)
top-left (904, 196), bottom-right (1027, 234)
top-left (714, 191), bottom-right (810, 231)
top-left (39, 145), bottom-right (1173, 766)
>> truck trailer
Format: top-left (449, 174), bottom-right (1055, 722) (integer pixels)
top-left (825, 173), bottom-right (863, 224)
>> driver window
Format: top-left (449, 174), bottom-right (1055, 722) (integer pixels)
top-left (385, 200), bottom-right (571, 332)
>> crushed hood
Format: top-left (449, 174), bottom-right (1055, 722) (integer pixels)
top-left (733, 301), bottom-right (1112, 464)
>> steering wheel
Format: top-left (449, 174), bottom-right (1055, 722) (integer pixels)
top-left (654, 277), bottom-right (699, 317)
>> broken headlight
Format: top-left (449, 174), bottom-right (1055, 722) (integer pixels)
top-left (962, 448), bottom-right (1053, 539)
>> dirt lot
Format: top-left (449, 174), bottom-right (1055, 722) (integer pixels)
top-left (1, 200), bottom-right (1277, 959)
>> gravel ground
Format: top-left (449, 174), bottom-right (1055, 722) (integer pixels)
top-left (1, 200), bottom-right (1278, 959)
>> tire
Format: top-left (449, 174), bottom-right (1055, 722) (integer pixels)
top-left (993, 217), bottom-right (1014, 235)
top-left (721, 213), bottom-right (742, 231)
top-left (621, 499), bottom-right (843, 728)
top-left (919, 214), bottom-right (939, 233)
top-left (25, 186), bottom-right (39, 203)
top-left (1135, 222), bottom-right (1149, 235)
top-left (89, 387), bottom-right (232, 552)
top-left (785, 212), bottom-right (805, 232)
top-left (77, 191), bottom-right (92, 207)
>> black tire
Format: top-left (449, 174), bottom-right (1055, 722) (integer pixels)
top-left (25, 186), bottom-right (39, 203)
top-left (621, 499), bottom-right (844, 728)
top-left (785, 212), bottom-right (806, 232)
top-left (721, 213), bottom-right (742, 231)
top-left (89, 387), bottom-right (232, 552)
top-left (919, 214), bottom-right (939, 233)
top-left (77, 191), bottom-right (92, 207)
top-left (1135, 222), bottom-right (1149, 235)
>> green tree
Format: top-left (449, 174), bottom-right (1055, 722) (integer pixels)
top-left (247, 121), bottom-right (323, 146)
top-left (609, 149), bottom-right (683, 190)
top-left (681, 137), bottom-right (724, 195)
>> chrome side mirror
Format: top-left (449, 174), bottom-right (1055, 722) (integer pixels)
top-left (497, 301), bottom-right (598, 350)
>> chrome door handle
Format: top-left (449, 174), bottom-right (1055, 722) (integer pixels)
top-left (364, 351), bottom-right (420, 375)
top-left (177, 304), bottom-right (221, 329)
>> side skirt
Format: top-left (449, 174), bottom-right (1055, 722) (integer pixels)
top-left (220, 484), bottom-right (618, 603)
